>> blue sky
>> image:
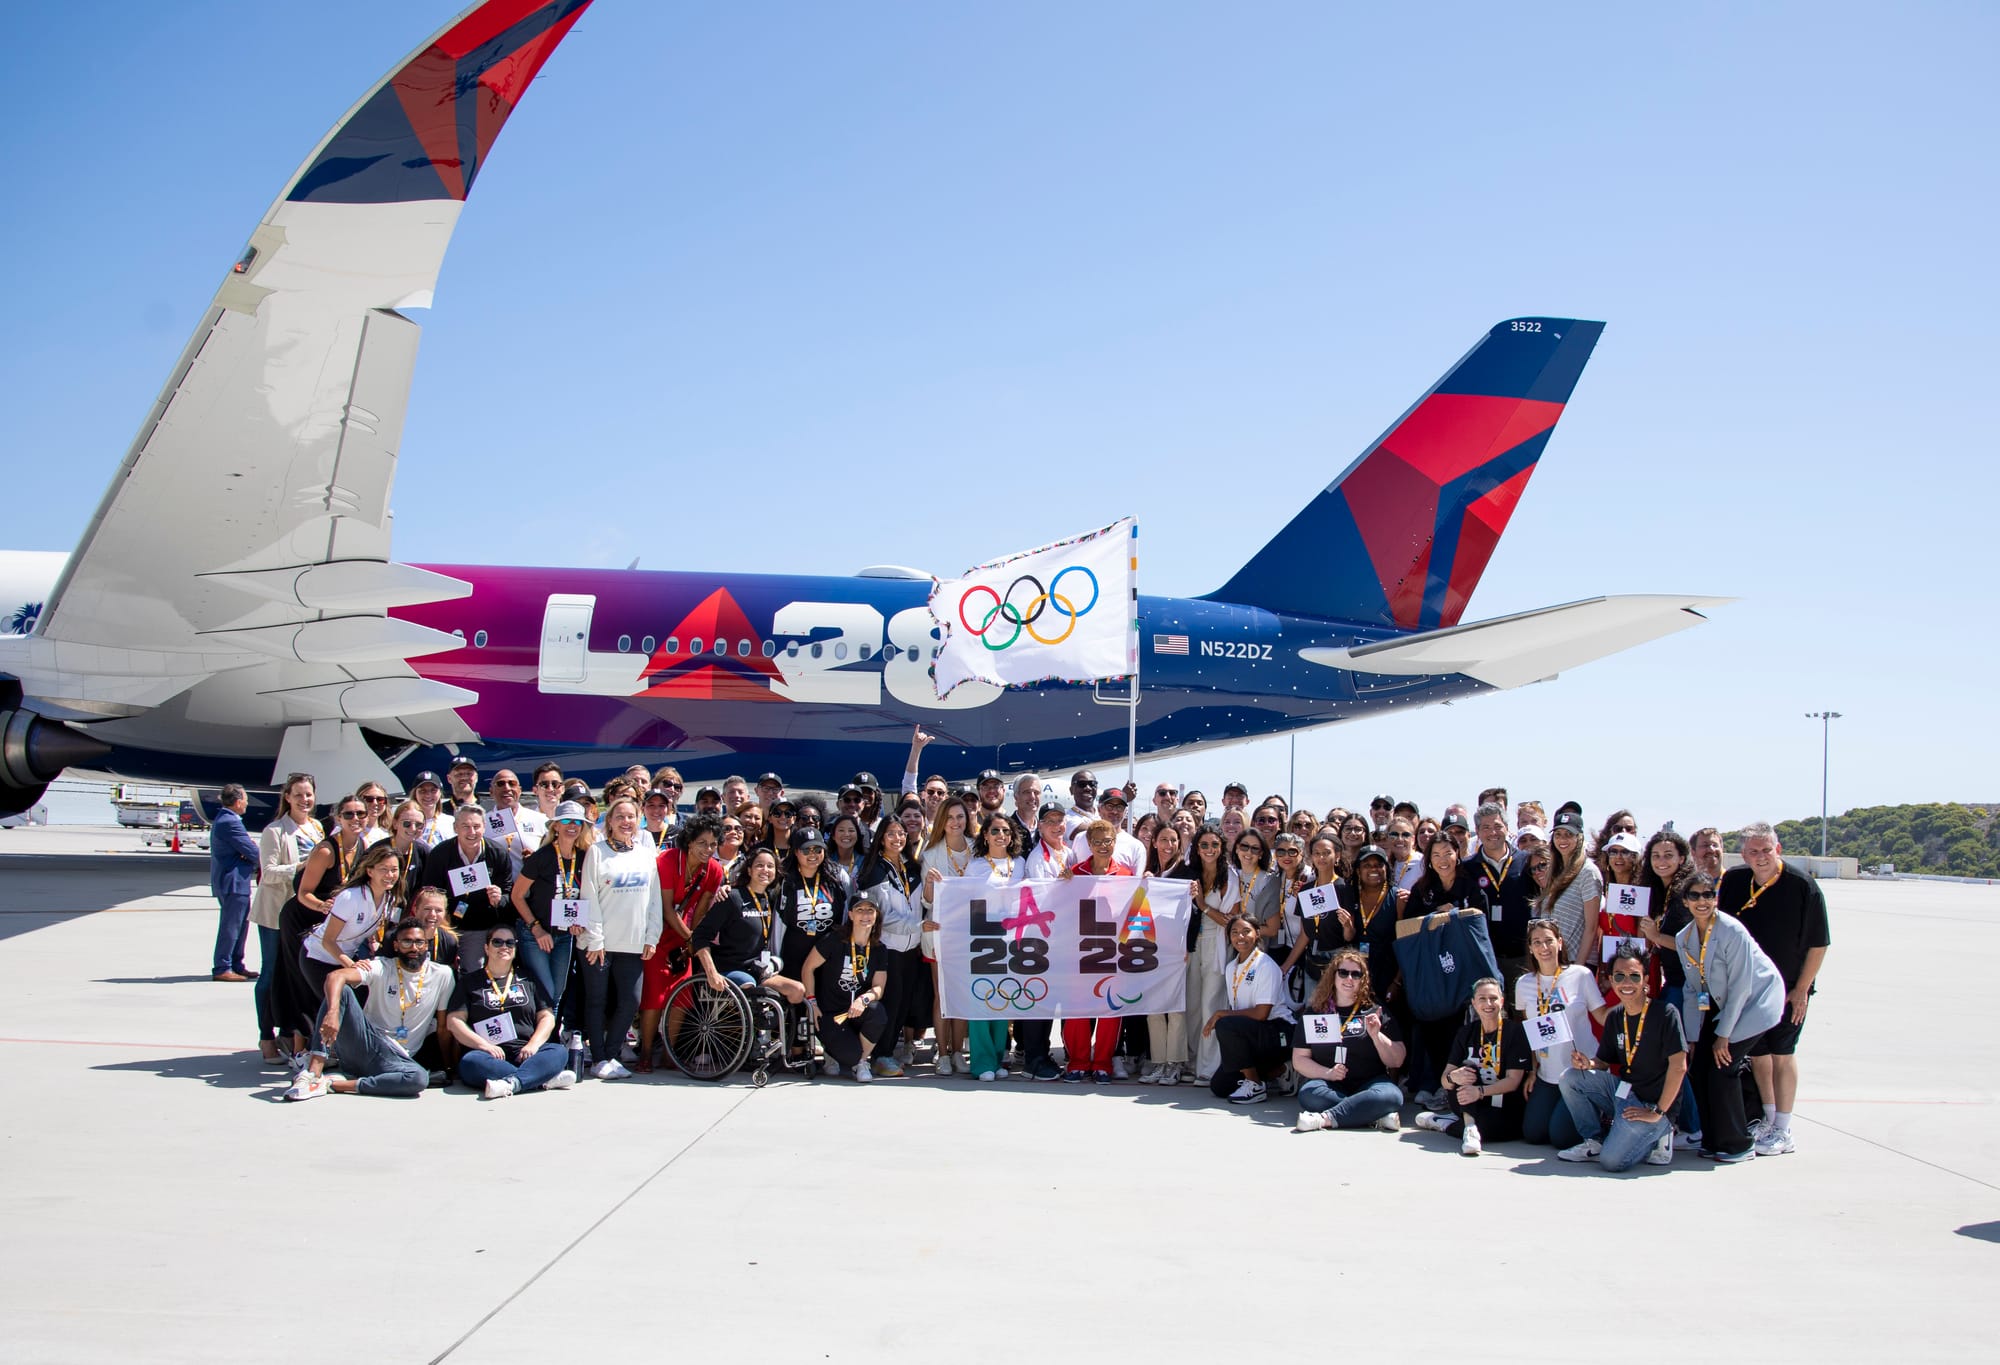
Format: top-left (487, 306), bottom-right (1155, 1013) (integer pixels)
top-left (3, 2), bottom-right (1995, 832)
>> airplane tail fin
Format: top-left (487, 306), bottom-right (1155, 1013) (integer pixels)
top-left (1204, 318), bottom-right (1605, 631)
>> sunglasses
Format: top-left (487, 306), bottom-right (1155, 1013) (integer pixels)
top-left (797, 846), bottom-right (825, 856)
top-left (659, 781), bottom-right (683, 790)
top-left (1683, 891), bottom-right (1718, 902)
top-left (396, 819), bottom-right (424, 830)
top-left (364, 795), bottom-right (388, 804)
top-left (1334, 967), bottom-right (1366, 980)
top-left (1253, 815), bottom-right (1280, 826)
top-left (1610, 971), bottom-right (1644, 983)
top-left (338, 809), bottom-right (366, 820)
top-left (535, 779), bottom-right (563, 789)
top-left (1275, 848), bottom-right (1301, 857)
top-left (488, 938), bottom-right (518, 949)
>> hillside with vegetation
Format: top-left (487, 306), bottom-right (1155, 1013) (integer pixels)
top-left (1727, 803), bottom-right (1999, 878)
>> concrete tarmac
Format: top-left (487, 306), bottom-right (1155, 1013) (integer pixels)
top-left (1, 828), bottom-right (1994, 1363)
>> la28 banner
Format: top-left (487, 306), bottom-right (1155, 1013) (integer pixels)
top-left (934, 876), bottom-right (1192, 1021)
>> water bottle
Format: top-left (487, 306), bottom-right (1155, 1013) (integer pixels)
top-left (564, 1028), bottom-right (584, 1078)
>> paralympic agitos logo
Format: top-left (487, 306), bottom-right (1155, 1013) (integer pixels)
top-left (957, 567), bottom-right (1100, 651)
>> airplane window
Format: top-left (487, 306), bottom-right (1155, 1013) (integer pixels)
top-left (473, 630), bottom-right (488, 648)
top-left (691, 637), bottom-right (704, 654)
top-left (737, 639), bottom-right (751, 657)
top-left (451, 629), bottom-right (465, 640)
top-left (811, 643), bottom-right (823, 659)
top-left (859, 643), bottom-right (872, 660)
top-left (665, 636), bottom-right (679, 655)
top-left (642, 635), bottom-right (655, 653)
top-left (786, 642), bottom-right (799, 658)
top-left (617, 635), bottom-right (631, 652)
top-left (834, 643), bottom-right (848, 660)
top-left (762, 640), bottom-right (775, 657)
top-left (713, 639), bottom-right (727, 656)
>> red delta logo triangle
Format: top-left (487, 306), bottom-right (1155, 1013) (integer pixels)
top-left (638, 588), bottom-right (785, 700)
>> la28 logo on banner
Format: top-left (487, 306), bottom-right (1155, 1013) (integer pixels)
top-left (966, 891), bottom-right (1160, 977)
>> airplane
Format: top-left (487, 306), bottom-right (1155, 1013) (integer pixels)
top-left (0, 0), bottom-right (1725, 815)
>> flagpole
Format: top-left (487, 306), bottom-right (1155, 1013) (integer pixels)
top-left (1127, 523), bottom-right (1140, 787)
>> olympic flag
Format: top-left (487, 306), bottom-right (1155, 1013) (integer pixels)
top-left (929, 518), bottom-right (1137, 698)
top-left (933, 876), bottom-right (1191, 1021)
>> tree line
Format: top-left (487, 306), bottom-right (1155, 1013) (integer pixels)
top-left (1727, 803), bottom-right (1998, 879)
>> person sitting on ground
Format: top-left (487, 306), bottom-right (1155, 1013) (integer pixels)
top-left (299, 842), bottom-right (405, 1005)
top-left (1414, 976), bottom-right (1530, 1156)
top-left (1557, 941), bottom-right (1687, 1170)
top-left (1293, 948), bottom-right (1406, 1133)
top-left (803, 898), bottom-right (892, 1082)
top-left (1204, 914), bottom-right (1296, 1104)
top-left (1514, 917), bottom-right (1608, 1150)
top-left (285, 920), bottom-right (460, 1100)
top-left (445, 929), bottom-right (573, 1099)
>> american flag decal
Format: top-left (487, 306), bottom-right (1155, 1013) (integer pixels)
top-left (1153, 634), bottom-right (1188, 655)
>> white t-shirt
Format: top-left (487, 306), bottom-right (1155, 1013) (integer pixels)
top-left (1071, 827), bottom-right (1147, 871)
top-left (508, 807), bottom-right (549, 856)
top-left (1513, 964), bottom-right (1605, 1083)
top-left (423, 811), bottom-right (456, 847)
top-left (304, 886), bottom-right (393, 965)
top-left (352, 956), bottom-right (454, 1054)
top-left (1223, 950), bottom-right (1296, 1023)
top-left (1025, 839), bottom-right (1073, 879)
top-left (1392, 855), bottom-right (1424, 894)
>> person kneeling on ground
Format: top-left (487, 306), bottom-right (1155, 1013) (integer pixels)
top-left (1414, 976), bottom-right (1530, 1156)
top-left (286, 920), bottom-right (456, 1100)
top-left (1294, 948), bottom-right (1405, 1133)
top-left (446, 930), bottom-right (575, 1099)
top-left (1204, 914), bottom-right (1296, 1104)
top-left (804, 898), bottom-right (891, 1082)
top-left (1557, 941), bottom-right (1687, 1170)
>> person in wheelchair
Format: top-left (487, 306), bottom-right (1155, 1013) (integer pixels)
top-left (802, 897), bottom-right (891, 1082)
top-left (689, 846), bottom-right (807, 1005)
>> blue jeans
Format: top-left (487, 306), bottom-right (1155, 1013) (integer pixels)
top-left (253, 925), bottom-right (281, 1039)
top-left (514, 918), bottom-right (575, 1015)
top-left (1659, 987), bottom-right (1702, 1136)
top-left (310, 986), bottom-right (427, 1097)
top-left (458, 1043), bottom-right (567, 1092)
top-left (1522, 1076), bottom-right (1583, 1148)
top-left (213, 892), bottom-right (251, 975)
top-left (1297, 1077), bottom-right (1402, 1128)
top-left (1559, 1068), bottom-right (1672, 1171)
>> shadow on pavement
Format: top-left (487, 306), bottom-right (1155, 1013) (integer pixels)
top-left (1956, 1221), bottom-right (2000, 1244)
top-left (94, 975), bottom-right (226, 986)
top-left (91, 1051), bottom-right (277, 1094)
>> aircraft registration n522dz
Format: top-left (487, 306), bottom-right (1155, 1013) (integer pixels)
top-left (0, 0), bottom-right (1725, 812)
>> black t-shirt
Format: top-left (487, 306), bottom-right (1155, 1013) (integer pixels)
top-left (422, 838), bottom-right (516, 932)
top-left (1407, 871), bottom-right (1491, 920)
top-left (1594, 998), bottom-right (1687, 1108)
top-left (516, 844), bottom-right (585, 931)
top-left (1311, 882), bottom-right (1400, 999)
top-left (691, 888), bottom-right (773, 977)
top-left (427, 926), bottom-right (462, 971)
top-left (1447, 1016), bottom-right (1534, 1111)
top-left (1718, 862), bottom-right (1830, 990)
top-left (449, 969), bottom-right (544, 1060)
top-left (1650, 882), bottom-right (1692, 988)
top-left (813, 936), bottom-right (883, 1013)
top-left (1461, 849), bottom-right (1534, 957)
top-left (779, 873), bottom-right (847, 978)
top-left (1302, 1004), bottom-right (1401, 1089)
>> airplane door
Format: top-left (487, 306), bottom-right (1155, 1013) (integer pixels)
top-left (539, 595), bottom-right (593, 684)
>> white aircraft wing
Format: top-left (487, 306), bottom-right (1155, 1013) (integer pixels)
top-left (1299, 594), bottom-right (1732, 690)
top-left (9, 0), bottom-right (593, 767)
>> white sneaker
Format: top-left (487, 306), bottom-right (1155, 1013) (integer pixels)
top-left (593, 1059), bottom-right (631, 1081)
top-left (284, 1073), bottom-right (328, 1102)
top-left (1647, 1129), bottom-right (1674, 1165)
top-left (1273, 1064), bottom-right (1298, 1097)
top-left (935, 1054), bottom-right (954, 1077)
top-left (1460, 1123), bottom-right (1483, 1157)
top-left (894, 1040), bottom-right (914, 1065)
top-left (1557, 1137), bottom-right (1603, 1163)
top-left (1111, 1056), bottom-right (1130, 1081)
top-left (1374, 1111), bottom-right (1402, 1133)
top-left (824, 1059), bottom-right (841, 1077)
top-left (958, 1049), bottom-right (972, 1072)
top-left (855, 1060), bottom-right (874, 1084)
top-left (978, 1070), bottom-right (998, 1082)
top-left (994, 1066), bottom-right (1010, 1080)
top-left (1754, 1126), bottom-right (1796, 1157)
top-left (1413, 1110), bottom-right (1451, 1133)
top-left (1178, 1067), bottom-right (1200, 1085)
top-left (1748, 1116), bottom-right (1772, 1142)
top-left (483, 1077), bottom-right (517, 1100)
top-left (546, 1069), bottom-right (577, 1091)
top-left (1228, 1079), bottom-right (1267, 1105)
top-left (1295, 1110), bottom-right (1332, 1132)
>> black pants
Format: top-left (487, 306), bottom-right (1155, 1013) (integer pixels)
top-left (1210, 1016), bottom-right (1292, 1096)
top-left (879, 945), bottom-right (925, 1042)
top-left (820, 1002), bottom-right (889, 1071)
top-left (583, 951), bottom-right (645, 1063)
top-left (1414, 1014), bottom-right (1462, 1092)
top-left (1446, 1089), bottom-right (1525, 1141)
top-left (1015, 1019), bottom-right (1055, 1066)
top-left (1694, 1016), bottom-right (1764, 1154)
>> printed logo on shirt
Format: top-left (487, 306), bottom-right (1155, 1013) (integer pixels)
top-left (795, 891), bottom-right (835, 936)
top-left (606, 869), bottom-right (649, 890)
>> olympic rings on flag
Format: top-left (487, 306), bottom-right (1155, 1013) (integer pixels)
top-left (970, 976), bottom-right (1050, 1010)
top-left (957, 566), bottom-right (1099, 652)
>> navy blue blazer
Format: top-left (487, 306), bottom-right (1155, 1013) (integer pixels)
top-left (209, 808), bottom-right (261, 899)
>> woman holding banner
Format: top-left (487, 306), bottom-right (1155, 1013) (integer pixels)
top-left (920, 794), bottom-right (980, 1076)
top-left (964, 817), bottom-right (1025, 1081)
top-left (1185, 825), bottom-right (1234, 1085)
top-left (1203, 915), bottom-right (1295, 1104)
top-left (1142, 823), bottom-right (1189, 1084)
top-left (1061, 820), bottom-right (1135, 1082)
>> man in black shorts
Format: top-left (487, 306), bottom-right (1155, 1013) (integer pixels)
top-left (1718, 821), bottom-right (1829, 1156)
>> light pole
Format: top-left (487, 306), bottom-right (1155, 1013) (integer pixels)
top-left (1805, 711), bottom-right (1843, 856)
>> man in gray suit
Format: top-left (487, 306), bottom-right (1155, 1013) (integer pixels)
top-left (208, 784), bottom-right (261, 983)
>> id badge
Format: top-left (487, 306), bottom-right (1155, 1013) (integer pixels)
top-left (1697, 992), bottom-right (1712, 1011)
top-left (394, 1025), bottom-right (408, 1041)
top-left (1358, 943), bottom-right (1370, 956)
top-left (1491, 1091), bottom-right (1506, 1107)
top-left (1614, 1080), bottom-right (1632, 1100)
top-left (1488, 905), bottom-right (1501, 922)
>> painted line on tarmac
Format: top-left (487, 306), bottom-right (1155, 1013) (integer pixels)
top-left (0, 1036), bottom-right (248, 1051)
top-left (1798, 1113), bottom-right (2000, 1194)
top-left (428, 1085), bottom-right (761, 1363)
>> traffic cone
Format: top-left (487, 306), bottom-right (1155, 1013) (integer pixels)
top-left (171, 827), bottom-right (180, 853)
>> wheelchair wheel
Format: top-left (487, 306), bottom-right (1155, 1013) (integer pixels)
top-left (661, 977), bottom-right (754, 1080)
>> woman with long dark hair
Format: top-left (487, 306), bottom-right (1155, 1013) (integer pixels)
top-left (803, 898), bottom-right (891, 1081)
top-left (256, 772), bottom-right (320, 1065)
top-left (276, 793), bottom-right (372, 1066)
top-left (919, 793), bottom-right (979, 1075)
top-left (858, 815), bottom-right (923, 1076)
top-left (1537, 811), bottom-right (1604, 966)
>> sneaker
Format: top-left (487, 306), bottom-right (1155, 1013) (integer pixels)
top-left (855, 1060), bottom-right (874, 1084)
top-left (427, 1070), bottom-right (448, 1089)
top-left (977, 1070), bottom-right (998, 1082)
top-left (1273, 1064), bottom-right (1298, 1097)
top-left (284, 1073), bottom-right (328, 1102)
top-left (994, 1066), bottom-right (1010, 1080)
top-left (894, 1040), bottom-right (914, 1065)
top-left (1680, 1128), bottom-right (1704, 1148)
top-left (1460, 1123), bottom-right (1483, 1157)
top-left (1556, 1138), bottom-right (1603, 1163)
top-left (1228, 1079), bottom-right (1266, 1105)
top-left (958, 1049), bottom-right (972, 1071)
top-left (1425, 1091), bottom-right (1452, 1114)
top-left (935, 1054), bottom-right (954, 1077)
top-left (1748, 1117), bottom-right (1771, 1143)
top-left (593, 1059), bottom-right (631, 1081)
top-left (1295, 1110), bottom-right (1332, 1132)
top-left (546, 1069), bottom-right (577, 1091)
top-left (1091, 1070), bottom-right (1110, 1084)
top-left (286, 1051), bottom-right (311, 1077)
top-left (1111, 1056), bottom-right (1130, 1081)
top-left (1062, 1069), bottom-right (1088, 1084)
top-left (873, 1057), bottom-right (904, 1078)
top-left (1754, 1126), bottom-right (1795, 1157)
top-left (1413, 1110), bottom-right (1452, 1133)
top-left (1004, 1049), bottom-right (1024, 1069)
top-left (483, 1077), bottom-right (517, 1100)
top-left (1030, 1059), bottom-right (1063, 1081)
top-left (1374, 1111), bottom-right (1402, 1133)
top-left (1180, 1068), bottom-right (1201, 1085)
top-left (1412, 1088), bottom-right (1437, 1107)
top-left (824, 1059), bottom-right (841, 1077)
top-left (1647, 1130), bottom-right (1674, 1165)
top-left (1713, 1147), bottom-right (1756, 1164)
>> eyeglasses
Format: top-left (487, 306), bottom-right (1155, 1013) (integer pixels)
top-left (488, 938), bottom-right (518, 949)
top-left (722, 824), bottom-right (743, 835)
top-left (1385, 832), bottom-right (1412, 841)
top-left (659, 781), bottom-right (683, 790)
top-left (1334, 968), bottom-right (1366, 980)
top-left (493, 779), bottom-right (520, 789)
top-left (1610, 971), bottom-right (1644, 983)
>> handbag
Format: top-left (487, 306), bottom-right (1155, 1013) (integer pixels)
top-left (1393, 907), bottom-right (1500, 1022)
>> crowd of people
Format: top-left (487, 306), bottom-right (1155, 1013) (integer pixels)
top-left (213, 726), bottom-right (1829, 1166)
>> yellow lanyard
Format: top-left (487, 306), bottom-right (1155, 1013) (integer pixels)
top-left (1235, 870), bottom-right (1261, 914)
top-left (396, 963), bottom-right (426, 1022)
top-left (1338, 1000), bottom-right (1363, 1032)
top-left (946, 843), bottom-right (971, 876)
top-left (486, 969), bottom-right (515, 1009)
top-left (1535, 973), bottom-right (1558, 1016)
top-left (1483, 850), bottom-right (1513, 885)
top-left (1357, 886), bottom-right (1386, 932)
top-left (1040, 841), bottom-right (1069, 875)
top-left (336, 836), bottom-right (360, 881)
top-left (1742, 863), bottom-right (1783, 913)
top-left (1479, 1024), bottom-right (1502, 1073)
top-left (1620, 1007), bottom-right (1648, 1070)
top-left (1694, 920), bottom-right (1714, 991)
top-left (850, 942), bottom-right (871, 993)
top-left (557, 848), bottom-right (579, 899)
top-left (750, 890), bottom-right (774, 946)
top-left (1230, 949), bottom-right (1264, 1005)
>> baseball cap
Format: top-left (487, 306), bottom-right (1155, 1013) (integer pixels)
top-left (1224, 781), bottom-right (1249, 796)
top-left (789, 826), bottom-right (826, 851)
top-left (977, 769), bottom-right (1003, 784)
top-left (410, 770), bottom-right (443, 790)
top-left (757, 772), bottom-right (783, 787)
top-left (1354, 843), bottom-right (1390, 869)
top-left (448, 756), bottom-right (477, 773)
top-left (1515, 824), bottom-right (1548, 846)
top-left (1039, 802), bottom-right (1068, 821)
top-left (1370, 793), bottom-right (1393, 808)
top-left (1603, 831), bottom-right (1644, 855)
top-left (552, 801), bottom-right (589, 825)
top-left (850, 772), bottom-right (879, 791)
top-left (1440, 811), bottom-right (1470, 832)
top-left (1553, 810), bottom-right (1587, 836)
top-left (1098, 789), bottom-right (1129, 808)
